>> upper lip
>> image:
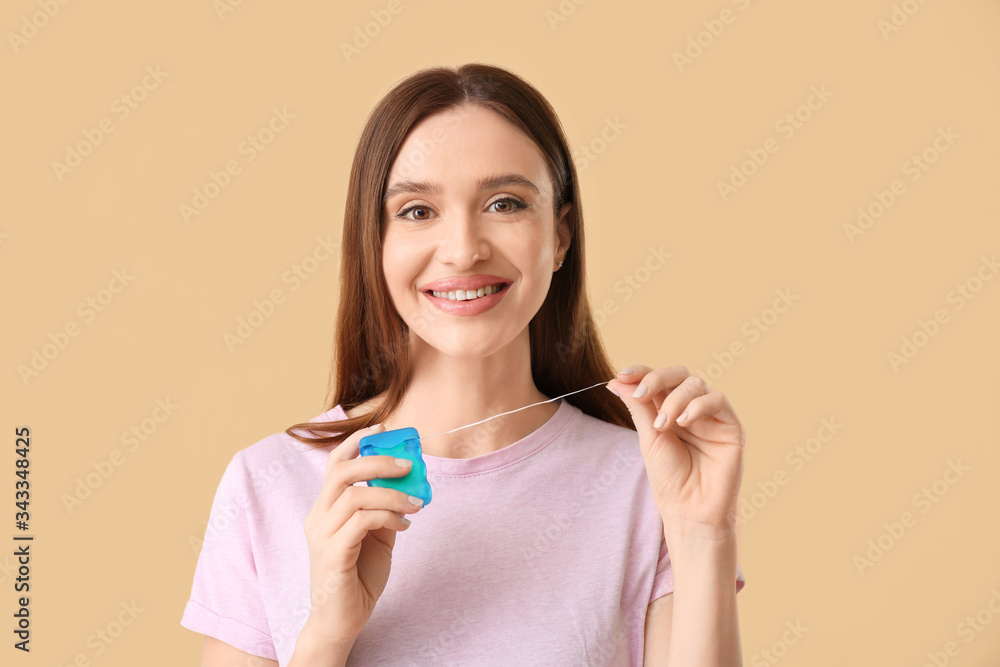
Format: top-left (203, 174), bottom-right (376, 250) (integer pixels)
top-left (419, 274), bottom-right (511, 292)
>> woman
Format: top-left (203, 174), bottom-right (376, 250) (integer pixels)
top-left (181, 63), bottom-right (747, 666)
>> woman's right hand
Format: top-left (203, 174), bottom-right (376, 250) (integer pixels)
top-left (299, 423), bottom-right (424, 650)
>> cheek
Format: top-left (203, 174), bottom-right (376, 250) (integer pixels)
top-left (381, 236), bottom-right (423, 301)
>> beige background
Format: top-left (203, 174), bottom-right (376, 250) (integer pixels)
top-left (3, 0), bottom-right (999, 664)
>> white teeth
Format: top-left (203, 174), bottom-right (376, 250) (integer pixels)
top-left (430, 283), bottom-right (504, 301)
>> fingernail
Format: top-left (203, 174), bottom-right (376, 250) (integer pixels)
top-left (653, 413), bottom-right (667, 429)
top-left (395, 458), bottom-right (412, 468)
top-left (619, 367), bottom-right (634, 375)
top-left (401, 517), bottom-right (412, 526)
top-left (606, 385), bottom-right (620, 397)
top-left (676, 411), bottom-right (688, 424)
top-left (408, 495), bottom-right (423, 507)
top-left (369, 423), bottom-right (382, 430)
top-left (631, 384), bottom-right (647, 398)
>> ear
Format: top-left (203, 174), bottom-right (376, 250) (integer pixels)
top-left (555, 202), bottom-right (573, 265)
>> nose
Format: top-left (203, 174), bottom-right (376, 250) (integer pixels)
top-left (435, 210), bottom-right (490, 268)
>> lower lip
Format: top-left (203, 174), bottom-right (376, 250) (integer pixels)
top-left (422, 285), bottom-right (509, 315)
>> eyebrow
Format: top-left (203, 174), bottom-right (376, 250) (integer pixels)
top-left (382, 172), bottom-right (541, 204)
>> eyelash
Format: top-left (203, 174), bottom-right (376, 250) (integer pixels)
top-left (394, 196), bottom-right (529, 221)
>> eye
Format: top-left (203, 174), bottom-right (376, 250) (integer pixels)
top-left (488, 196), bottom-right (529, 214)
top-left (395, 204), bottom-right (434, 222)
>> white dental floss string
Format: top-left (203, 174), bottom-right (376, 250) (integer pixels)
top-left (420, 379), bottom-right (613, 441)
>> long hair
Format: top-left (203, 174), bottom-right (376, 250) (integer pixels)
top-left (286, 63), bottom-right (634, 447)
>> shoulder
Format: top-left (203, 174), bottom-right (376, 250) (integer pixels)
top-left (219, 405), bottom-right (349, 505)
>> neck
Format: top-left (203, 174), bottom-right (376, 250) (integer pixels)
top-left (354, 329), bottom-right (557, 459)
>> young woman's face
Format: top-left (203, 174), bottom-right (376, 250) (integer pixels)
top-left (381, 102), bottom-right (572, 360)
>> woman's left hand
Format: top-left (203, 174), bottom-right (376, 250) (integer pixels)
top-left (607, 364), bottom-right (745, 538)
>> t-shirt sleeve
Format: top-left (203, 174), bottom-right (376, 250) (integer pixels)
top-left (180, 453), bottom-right (278, 661)
top-left (648, 532), bottom-right (747, 603)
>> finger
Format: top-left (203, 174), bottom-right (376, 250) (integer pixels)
top-left (317, 485), bottom-right (423, 540)
top-left (673, 390), bottom-right (741, 428)
top-left (607, 365), bottom-right (662, 433)
top-left (654, 391), bottom-right (725, 429)
top-left (328, 422), bottom-right (383, 464)
top-left (327, 509), bottom-right (413, 571)
top-left (652, 374), bottom-right (709, 430)
top-left (612, 364), bottom-right (654, 387)
top-left (610, 365), bottom-right (689, 405)
top-left (314, 425), bottom-right (410, 513)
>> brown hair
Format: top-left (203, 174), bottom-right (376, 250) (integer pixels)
top-left (286, 63), bottom-right (634, 447)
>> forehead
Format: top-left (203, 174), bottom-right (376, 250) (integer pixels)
top-left (387, 104), bottom-right (552, 196)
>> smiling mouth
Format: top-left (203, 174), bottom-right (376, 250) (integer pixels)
top-left (427, 283), bottom-right (508, 302)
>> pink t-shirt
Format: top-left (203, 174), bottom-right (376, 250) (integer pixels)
top-left (180, 398), bottom-right (745, 665)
